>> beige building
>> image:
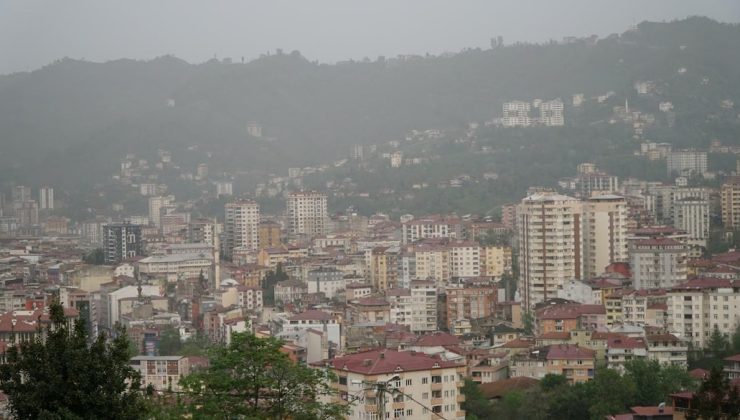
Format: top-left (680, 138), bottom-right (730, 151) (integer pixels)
top-left (315, 349), bottom-right (466, 420)
top-left (582, 195), bottom-right (628, 278)
top-left (721, 177), bottom-right (740, 228)
top-left (667, 278), bottom-right (740, 348)
top-left (518, 192), bottom-right (582, 309)
top-left (286, 191), bottom-right (328, 237)
top-left (370, 246), bottom-right (399, 291)
top-left (414, 243), bottom-right (450, 289)
top-left (449, 241), bottom-right (481, 278)
top-left (130, 355), bottom-right (191, 391)
top-left (481, 246), bottom-right (512, 278)
top-left (223, 200), bottom-right (260, 257)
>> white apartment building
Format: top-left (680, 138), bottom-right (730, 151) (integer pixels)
top-left (414, 243), bottom-right (451, 289)
top-left (137, 253), bottom-right (213, 283)
top-left (223, 200), bottom-right (260, 257)
top-left (673, 196), bottom-right (710, 248)
top-left (518, 192), bottom-right (582, 309)
top-left (666, 150), bottom-right (708, 177)
top-left (148, 195), bottom-right (174, 228)
top-left (539, 99), bottom-right (565, 126)
top-left (39, 186), bottom-right (54, 210)
top-left (630, 238), bottom-right (688, 290)
top-left (316, 349), bottom-right (466, 420)
top-left (667, 278), bottom-right (740, 348)
top-left (502, 101), bottom-right (532, 127)
top-left (401, 216), bottom-right (461, 244)
top-left (449, 241), bottom-right (481, 278)
top-left (286, 191), bottom-right (328, 237)
top-left (410, 280), bottom-right (438, 333)
top-left (306, 266), bottom-right (346, 299)
top-left (582, 195), bottom-right (628, 278)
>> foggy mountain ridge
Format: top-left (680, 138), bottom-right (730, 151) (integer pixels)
top-left (1, 17), bottom-right (739, 187)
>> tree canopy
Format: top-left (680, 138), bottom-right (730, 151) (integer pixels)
top-left (176, 332), bottom-right (346, 419)
top-left (0, 302), bottom-right (147, 419)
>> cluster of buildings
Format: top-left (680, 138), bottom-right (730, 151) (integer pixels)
top-left (500, 99), bottom-right (565, 127)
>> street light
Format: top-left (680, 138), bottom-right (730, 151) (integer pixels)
top-left (11, 318), bottom-right (17, 344)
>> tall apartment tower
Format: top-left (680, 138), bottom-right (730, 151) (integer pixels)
top-left (148, 195), bottom-right (174, 228)
top-left (223, 200), bottom-right (260, 258)
top-left (721, 177), bottom-right (740, 229)
top-left (39, 186), bottom-right (54, 210)
top-left (518, 192), bottom-right (582, 310)
top-left (188, 218), bottom-right (216, 246)
top-left (673, 196), bottom-right (710, 248)
top-left (286, 191), bottom-right (328, 237)
top-left (103, 223), bottom-right (143, 264)
top-left (582, 195), bottom-right (628, 278)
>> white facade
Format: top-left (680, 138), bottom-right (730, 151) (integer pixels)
top-left (286, 191), bottom-right (328, 237)
top-left (667, 281), bottom-right (740, 348)
top-left (449, 242), bottom-right (481, 278)
top-left (667, 150), bottom-right (708, 177)
top-left (39, 186), bottom-right (54, 210)
top-left (148, 195), bottom-right (174, 228)
top-left (502, 101), bottom-right (531, 127)
top-left (539, 99), bottom-right (565, 126)
top-left (518, 192), bottom-right (582, 309)
top-left (630, 239), bottom-right (688, 290)
top-left (224, 200), bottom-right (260, 257)
top-left (582, 195), bottom-right (628, 278)
top-left (410, 280), bottom-right (438, 332)
top-left (673, 197), bottom-right (710, 248)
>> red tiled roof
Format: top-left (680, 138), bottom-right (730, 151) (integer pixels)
top-left (688, 368), bottom-right (709, 380)
top-left (289, 309), bottom-right (334, 322)
top-left (673, 277), bottom-right (734, 290)
top-left (537, 303), bottom-right (605, 320)
top-left (502, 338), bottom-right (534, 348)
top-left (630, 406), bottom-right (674, 416)
top-left (608, 336), bottom-right (646, 350)
top-left (546, 344), bottom-right (595, 360)
top-left (415, 332), bottom-right (460, 347)
top-left (646, 334), bottom-right (681, 343)
top-left (354, 297), bottom-right (389, 307)
top-left (318, 349), bottom-right (460, 374)
top-left (724, 354), bottom-right (740, 362)
top-left (538, 332), bottom-right (570, 340)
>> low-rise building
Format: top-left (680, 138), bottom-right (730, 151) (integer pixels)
top-left (314, 349), bottom-right (466, 420)
top-left (510, 344), bottom-right (595, 384)
top-left (130, 355), bottom-right (191, 391)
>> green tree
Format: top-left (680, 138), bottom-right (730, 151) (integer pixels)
top-left (689, 366), bottom-right (740, 420)
top-left (460, 379), bottom-right (494, 420)
top-left (707, 327), bottom-right (731, 359)
top-left (263, 262), bottom-right (290, 305)
top-left (732, 324), bottom-right (740, 353)
top-left (178, 332), bottom-right (346, 419)
top-left (82, 248), bottom-right (105, 265)
top-left (157, 327), bottom-right (182, 356)
top-left (588, 368), bottom-right (636, 419)
top-left (522, 311), bottom-right (534, 335)
top-left (540, 373), bottom-right (568, 391)
top-left (0, 302), bottom-right (148, 419)
top-left (624, 359), bottom-right (694, 406)
top-left (546, 381), bottom-right (593, 420)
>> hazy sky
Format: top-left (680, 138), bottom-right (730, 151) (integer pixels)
top-left (2, 0), bottom-right (740, 75)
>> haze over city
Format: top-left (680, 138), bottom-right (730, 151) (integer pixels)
top-left (1, 2), bottom-right (740, 419)
top-left (1, 0), bottom-right (740, 74)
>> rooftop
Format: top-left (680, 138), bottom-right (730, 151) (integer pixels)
top-left (317, 349), bottom-right (459, 375)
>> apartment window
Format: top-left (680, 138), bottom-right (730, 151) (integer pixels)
top-left (422, 392), bottom-right (429, 400)
top-left (422, 377), bottom-right (428, 384)
top-left (405, 379), bottom-right (412, 386)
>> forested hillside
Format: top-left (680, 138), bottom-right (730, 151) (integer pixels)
top-left (1, 17), bottom-right (739, 189)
